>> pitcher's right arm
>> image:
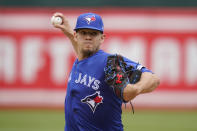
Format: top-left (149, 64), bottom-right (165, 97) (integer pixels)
top-left (51, 12), bottom-right (78, 56)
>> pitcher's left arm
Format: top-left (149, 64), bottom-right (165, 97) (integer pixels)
top-left (123, 72), bottom-right (160, 101)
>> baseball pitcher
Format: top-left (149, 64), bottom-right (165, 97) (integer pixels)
top-left (52, 12), bottom-right (160, 131)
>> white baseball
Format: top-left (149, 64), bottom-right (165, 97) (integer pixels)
top-left (51, 16), bottom-right (63, 25)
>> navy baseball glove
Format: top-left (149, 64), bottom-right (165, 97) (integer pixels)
top-left (104, 54), bottom-right (142, 101)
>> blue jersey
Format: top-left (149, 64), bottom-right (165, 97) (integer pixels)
top-left (65, 50), bottom-right (151, 131)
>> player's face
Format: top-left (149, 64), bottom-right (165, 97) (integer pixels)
top-left (75, 29), bottom-right (104, 57)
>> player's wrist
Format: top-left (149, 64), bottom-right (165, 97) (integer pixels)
top-left (62, 27), bottom-right (72, 35)
top-left (62, 28), bottom-right (75, 39)
top-left (123, 84), bottom-right (139, 101)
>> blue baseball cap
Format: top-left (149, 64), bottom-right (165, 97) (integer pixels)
top-left (74, 13), bottom-right (104, 33)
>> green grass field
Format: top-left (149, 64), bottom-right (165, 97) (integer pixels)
top-left (0, 109), bottom-right (197, 131)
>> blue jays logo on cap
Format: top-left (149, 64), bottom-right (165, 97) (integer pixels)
top-left (84, 15), bottom-right (96, 24)
top-left (74, 13), bottom-right (104, 32)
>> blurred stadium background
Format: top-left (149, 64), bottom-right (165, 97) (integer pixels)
top-left (0, 0), bottom-right (197, 131)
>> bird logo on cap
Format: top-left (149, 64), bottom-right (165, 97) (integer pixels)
top-left (84, 15), bottom-right (96, 24)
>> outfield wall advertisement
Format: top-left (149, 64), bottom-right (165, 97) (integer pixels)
top-left (0, 8), bottom-right (197, 108)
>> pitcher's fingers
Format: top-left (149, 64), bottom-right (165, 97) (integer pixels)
top-left (53, 23), bottom-right (65, 29)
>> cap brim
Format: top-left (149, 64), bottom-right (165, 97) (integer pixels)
top-left (74, 26), bottom-right (103, 32)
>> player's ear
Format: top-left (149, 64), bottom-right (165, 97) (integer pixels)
top-left (100, 34), bottom-right (105, 43)
top-left (74, 31), bottom-right (77, 41)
